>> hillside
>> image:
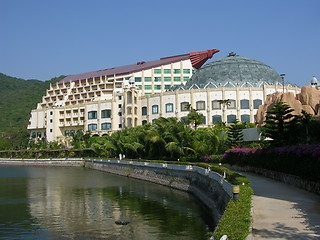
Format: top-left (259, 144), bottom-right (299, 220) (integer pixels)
top-left (0, 73), bottom-right (65, 136)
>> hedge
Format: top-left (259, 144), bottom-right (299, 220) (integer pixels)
top-left (222, 145), bottom-right (320, 182)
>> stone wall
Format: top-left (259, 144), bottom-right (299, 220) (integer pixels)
top-left (0, 158), bottom-right (84, 167)
top-left (84, 159), bottom-right (232, 225)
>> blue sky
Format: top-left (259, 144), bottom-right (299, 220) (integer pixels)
top-left (1, 0), bottom-right (319, 87)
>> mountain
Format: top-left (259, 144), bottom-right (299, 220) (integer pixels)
top-left (0, 73), bottom-right (65, 136)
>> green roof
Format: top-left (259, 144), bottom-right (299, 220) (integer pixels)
top-left (174, 54), bottom-right (296, 90)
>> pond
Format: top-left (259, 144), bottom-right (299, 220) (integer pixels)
top-left (0, 166), bottom-right (214, 239)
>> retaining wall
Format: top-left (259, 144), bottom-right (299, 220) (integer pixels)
top-left (84, 158), bottom-right (232, 225)
top-left (0, 158), bottom-right (83, 167)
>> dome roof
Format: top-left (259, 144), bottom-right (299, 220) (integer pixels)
top-left (311, 76), bottom-right (318, 84)
top-left (177, 53), bottom-right (296, 90)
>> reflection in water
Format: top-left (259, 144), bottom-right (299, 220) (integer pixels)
top-left (0, 166), bottom-right (213, 239)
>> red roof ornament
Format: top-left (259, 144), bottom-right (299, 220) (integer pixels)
top-left (189, 49), bottom-right (220, 70)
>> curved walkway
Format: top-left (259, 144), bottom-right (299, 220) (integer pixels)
top-left (242, 172), bottom-right (320, 240)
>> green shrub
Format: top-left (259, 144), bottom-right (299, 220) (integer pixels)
top-left (213, 185), bottom-right (253, 240)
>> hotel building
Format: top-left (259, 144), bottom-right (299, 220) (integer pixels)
top-left (28, 49), bottom-right (300, 142)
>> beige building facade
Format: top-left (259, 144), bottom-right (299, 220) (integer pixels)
top-left (28, 50), bottom-right (300, 142)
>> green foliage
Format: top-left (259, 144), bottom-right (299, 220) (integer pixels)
top-left (226, 119), bottom-right (244, 148)
top-left (0, 73), bottom-right (64, 148)
top-left (91, 117), bottom-right (226, 161)
top-left (186, 108), bottom-right (204, 130)
top-left (213, 185), bottom-right (253, 240)
top-left (223, 145), bottom-right (320, 182)
top-left (262, 101), bottom-right (297, 147)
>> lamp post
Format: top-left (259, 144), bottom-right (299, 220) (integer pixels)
top-left (280, 73), bottom-right (285, 94)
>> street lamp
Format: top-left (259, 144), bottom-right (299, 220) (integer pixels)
top-left (280, 74), bottom-right (285, 94)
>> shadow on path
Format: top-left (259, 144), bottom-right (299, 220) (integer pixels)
top-left (253, 222), bottom-right (318, 240)
top-left (241, 172), bottom-right (320, 239)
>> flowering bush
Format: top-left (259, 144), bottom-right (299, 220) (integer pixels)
top-left (222, 145), bottom-right (320, 182)
top-left (202, 154), bottom-right (223, 163)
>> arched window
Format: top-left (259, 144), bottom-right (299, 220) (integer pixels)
top-left (88, 111), bottom-right (97, 119)
top-left (253, 99), bottom-right (263, 109)
top-left (142, 120), bottom-right (147, 125)
top-left (227, 114), bottom-right (236, 123)
top-left (88, 124), bottom-right (97, 131)
top-left (101, 123), bottom-right (111, 130)
top-left (212, 115), bottom-right (222, 123)
top-left (241, 114), bottom-right (250, 123)
top-left (166, 103), bottom-right (174, 113)
top-left (101, 109), bottom-right (111, 118)
top-left (142, 106), bottom-right (147, 116)
top-left (152, 105), bottom-right (159, 114)
top-left (240, 99), bottom-right (249, 109)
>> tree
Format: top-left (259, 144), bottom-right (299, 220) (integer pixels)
top-left (262, 101), bottom-right (297, 147)
top-left (226, 119), bottom-right (244, 148)
top-left (186, 108), bottom-right (204, 130)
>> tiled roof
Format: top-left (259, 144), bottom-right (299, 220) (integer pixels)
top-left (58, 49), bottom-right (219, 83)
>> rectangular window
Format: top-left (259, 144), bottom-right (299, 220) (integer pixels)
top-left (240, 99), bottom-right (250, 109)
top-left (183, 77), bottom-right (189, 81)
top-left (181, 102), bottom-right (190, 112)
top-left (152, 105), bottom-right (159, 114)
top-left (119, 124), bottom-right (122, 128)
top-left (174, 69), bottom-right (181, 74)
top-left (50, 119), bottom-right (53, 123)
top-left (144, 85), bottom-right (152, 90)
top-left (253, 99), bottom-right (262, 109)
top-left (165, 85), bottom-right (171, 89)
top-left (145, 93), bottom-right (151, 95)
top-left (154, 69), bottom-right (161, 74)
top-left (154, 77), bottom-right (161, 82)
top-left (154, 85), bottom-right (161, 90)
top-left (163, 69), bottom-right (171, 74)
top-left (166, 103), bottom-right (173, 113)
top-left (135, 77), bottom-right (142, 82)
top-left (144, 77), bottom-right (152, 82)
top-left (88, 124), bottom-right (97, 131)
top-left (174, 77), bottom-right (181, 82)
top-left (118, 104), bottom-right (122, 108)
top-left (183, 69), bottom-right (191, 74)
top-left (137, 85), bottom-right (142, 89)
top-left (196, 101), bottom-right (205, 110)
top-left (50, 129), bottom-right (53, 133)
top-left (227, 100), bottom-right (236, 109)
top-left (101, 122), bottom-right (112, 130)
top-left (88, 111), bottom-right (97, 119)
top-left (118, 96), bottom-right (122, 100)
top-left (212, 100), bottom-right (221, 110)
top-left (50, 111), bottom-right (53, 115)
top-left (101, 109), bottom-right (111, 118)
top-left (118, 112), bottom-right (122, 116)
top-left (164, 77), bottom-right (171, 82)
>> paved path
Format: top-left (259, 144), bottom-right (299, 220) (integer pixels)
top-left (241, 172), bottom-right (320, 240)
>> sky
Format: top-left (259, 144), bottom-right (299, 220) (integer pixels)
top-left (0, 0), bottom-right (319, 87)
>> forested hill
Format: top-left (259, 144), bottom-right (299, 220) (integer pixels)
top-left (0, 73), bottom-right (65, 136)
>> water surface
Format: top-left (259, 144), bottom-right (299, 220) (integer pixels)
top-left (0, 166), bottom-right (213, 239)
